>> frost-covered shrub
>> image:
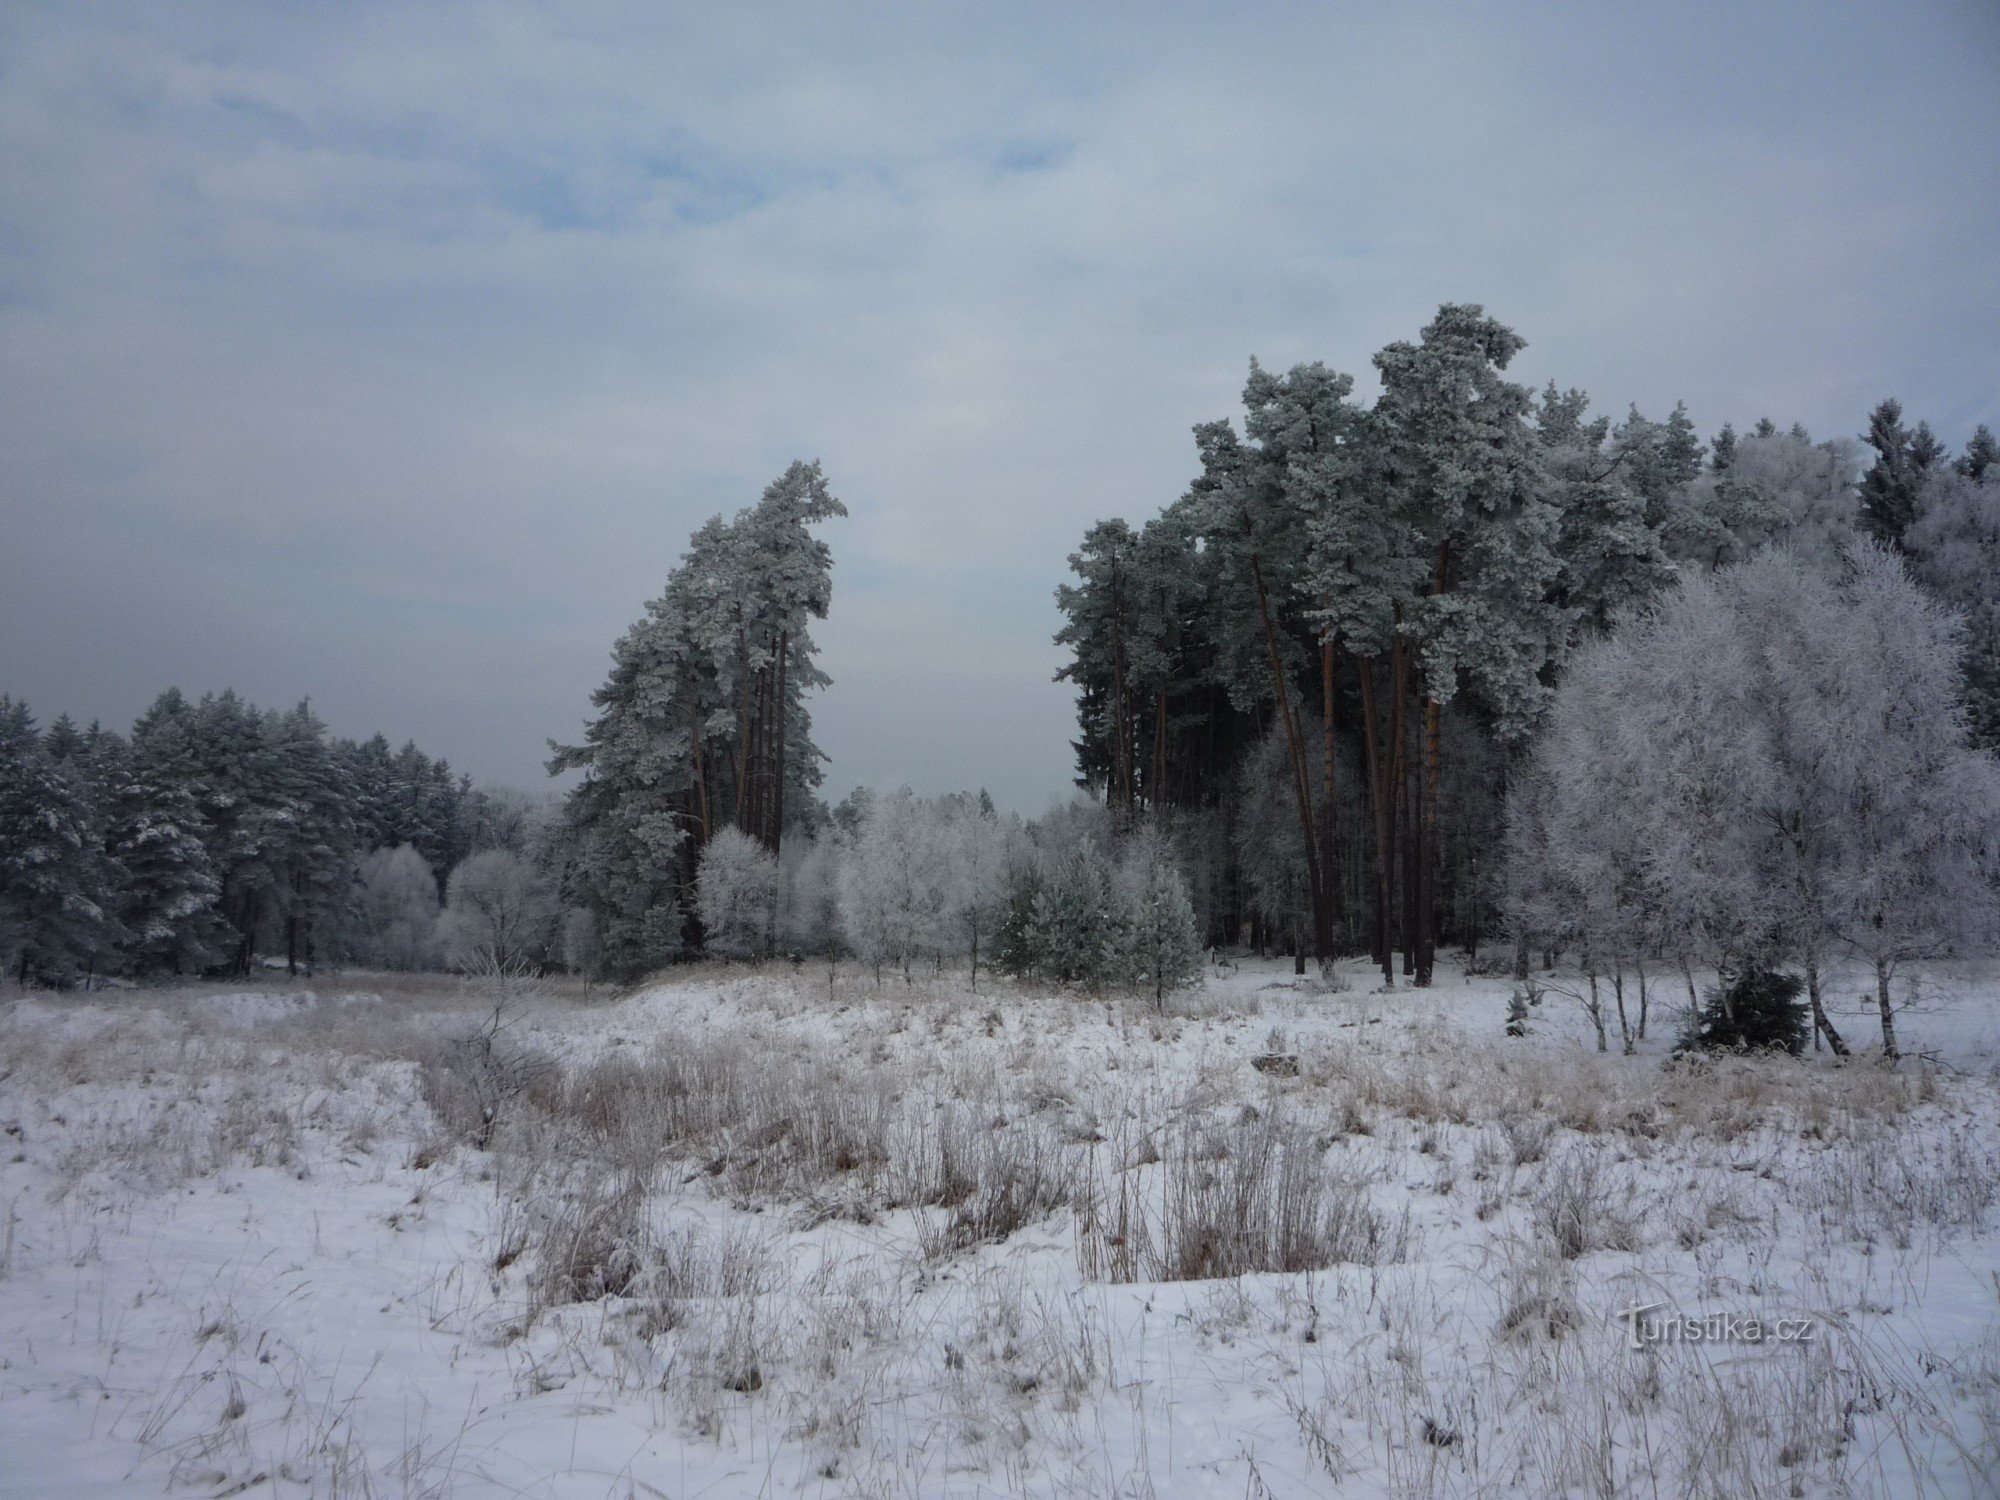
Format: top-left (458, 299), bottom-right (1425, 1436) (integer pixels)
top-left (696, 827), bottom-right (778, 960)
top-left (437, 849), bottom-right (558, 972)
top-left (354, 844), bottom-right (440, 970)
top-left (1680, 968), bottom-right (1809, 1056)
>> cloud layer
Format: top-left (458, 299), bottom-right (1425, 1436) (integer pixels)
top-left (3, 2), bottom-right (1996, 811)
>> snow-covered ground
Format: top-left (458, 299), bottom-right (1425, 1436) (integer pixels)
top-left (1, 956), bottom-right (1996, 1498)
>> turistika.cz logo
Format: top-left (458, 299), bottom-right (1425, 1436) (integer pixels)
top-left (1617, 1303), bottom-right (1818, 1350)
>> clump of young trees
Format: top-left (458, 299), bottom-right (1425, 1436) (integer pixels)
top-left (0, 687), bottom-right (536, 986)
top-left (686, 783), bottom-right (1205, 1003)
top-left (1508, 543), bottom-right (2000, 1058)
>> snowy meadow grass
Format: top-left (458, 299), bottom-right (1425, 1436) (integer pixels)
top-left (0, 958), bottom-right (1996, 1497)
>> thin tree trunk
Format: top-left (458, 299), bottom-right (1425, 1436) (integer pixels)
top-left (1634, 952), bottom-right (1649, 1040)
top-left (1613, 962), bottom-right (1633, 1054)
top-left (1318, 637), bottom-right (1339, 969)
top-left (1358, 658), bottom-right (1394, 985)
top-left (1874, 957), bottom-right (1900, 1060)
top-left (1416, 693), bottom-right (1440, 986)
top-left (772, 630), bottom-right (789, 854)
top-left (1802, 943), bottom-right (1849, 1057)
top-left (1110, 548), bottom-right (1134, 816)
top-left (1153, 685), bottom-right (1169, 808)
top-left (1414, 541), bottom-right (1448, 988)
top-left (733, 617), bottom-right (753, 821)
top-left (1389, 628), bottom-right (1411, 977)
top-left (1585, 952), bottom-right (1608, 1053)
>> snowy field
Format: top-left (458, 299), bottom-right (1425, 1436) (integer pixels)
top-left (1, 958), bottom-right (1997, 1499)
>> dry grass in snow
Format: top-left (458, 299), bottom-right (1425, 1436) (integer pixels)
top-left (0, 955), bottom-right (1996, 1497)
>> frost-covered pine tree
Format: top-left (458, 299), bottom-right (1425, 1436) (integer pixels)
top-left (0, 697), bottom-right (123, 986)
top-left (1027, 842), bottom-right (1125, 987)
top-left (553, 463), bottom-right (845, 978)
top-left (1370, 306), bottom-right (1568, 983)
top-left (102, 722), bottom-right (229, 977)
top-left (695, 826), bottom-right (778, 960)
top-left (263, 700), bottom-right (358, 975)
top-left (1857, 398), bottom-right (1945, 550)
top-left (355, 844), bottom-right (440, 971)
top-left (1115, 832), bottom-right (1204, 1007)
top-left (1536, 387), bottom-right (1678, 642)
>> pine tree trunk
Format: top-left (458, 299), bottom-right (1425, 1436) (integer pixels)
top-left (1248, 554), bottom-right (1326, 964)
top-left (1153, 685), bottom-right (1169, 809)
top-left (691, 711), bottom-right (712, 846)
top-left (1110, 547), bottom-right (1134, 816)
top-left (1317, 637), bottom-right (1339, 969)
top-left (1416, 694), bottom-right (1440, 987)
top-left (733, 616), bottom-right (753, 822)
top-left (1389, 630), bottom-right (1413, 978)
top-left (772, 631), bottom-right (789, 854)
top-left (1358, 658), bottom-right (1394, 985)
top-left (1634, 953), bottom-right (1649, 1040)
top-left (1413, 542), bottom-right (1447, 988)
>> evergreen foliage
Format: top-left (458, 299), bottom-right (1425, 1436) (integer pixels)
top-left (1680, 969), bottom-right (1809, 1057)
top-left (0, 683), bottom-right (520, 984)
top-left (0, 697), bottom-right (123, 985)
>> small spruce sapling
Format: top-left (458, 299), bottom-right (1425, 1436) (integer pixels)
top-left (1678, 968), bottom-right (1809, 1056)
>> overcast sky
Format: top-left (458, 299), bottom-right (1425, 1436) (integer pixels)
top-left (3, 2), bottom-right (1996, 813)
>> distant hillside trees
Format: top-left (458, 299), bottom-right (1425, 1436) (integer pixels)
top-left (0, 685), bottom-right (530, 987)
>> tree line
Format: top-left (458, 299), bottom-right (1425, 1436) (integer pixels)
top-left (0, 687), bottom-right (536, 985)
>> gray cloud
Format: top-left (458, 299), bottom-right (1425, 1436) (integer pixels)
top-left (3, 1), bottom-right (1996, 814)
